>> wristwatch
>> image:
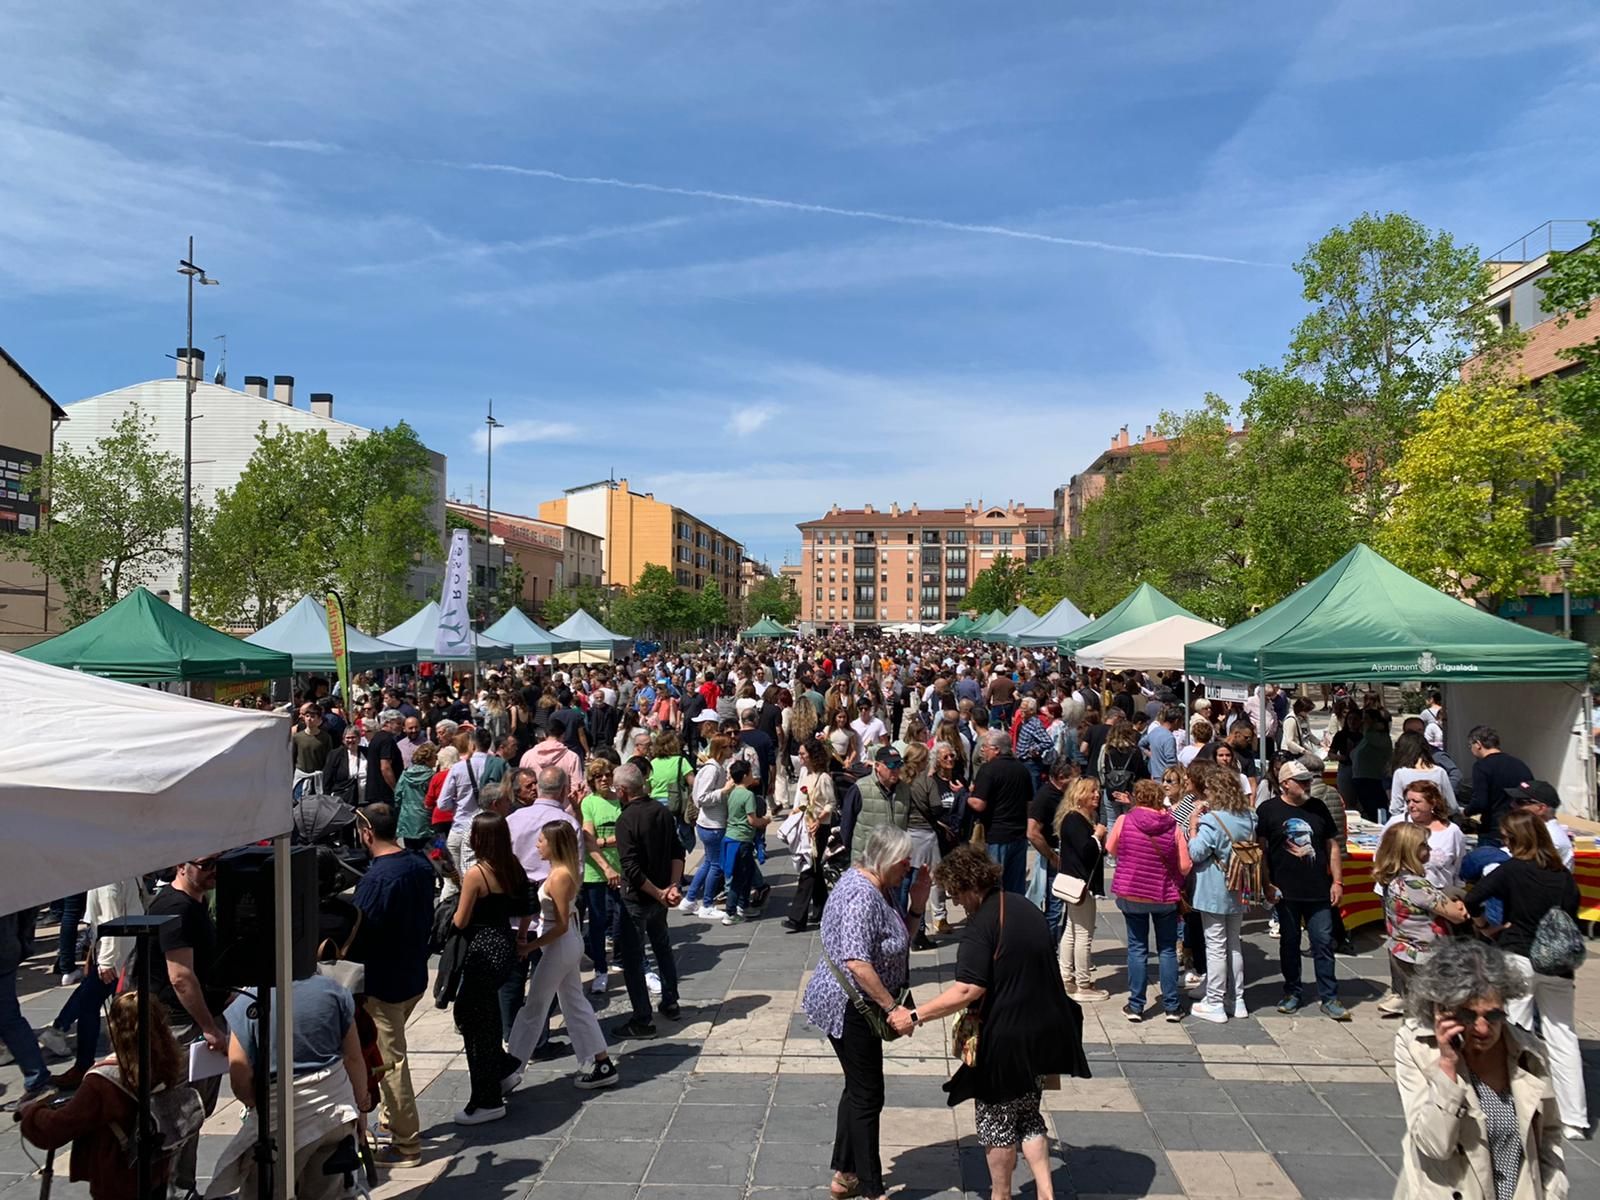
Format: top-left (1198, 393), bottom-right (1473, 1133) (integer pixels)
top-left (908, 1008), bottom-right (921, 1026)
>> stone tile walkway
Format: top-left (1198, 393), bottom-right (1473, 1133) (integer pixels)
top-left (5, 837), bottom-right (1599, 1200)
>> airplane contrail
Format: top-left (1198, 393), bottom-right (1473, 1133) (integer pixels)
top-left (457, 161), bottom-right (1281, 268)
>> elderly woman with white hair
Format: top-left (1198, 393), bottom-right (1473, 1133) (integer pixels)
top-left (1393, 939), bottom-right (1566, 1200)
top-left (802, 826), bottom-right (917, 1200)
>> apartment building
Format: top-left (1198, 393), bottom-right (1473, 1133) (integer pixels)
top-left (795, 501), bottom-right (1053, 629)
top-left (538, 477), bottom-right (742, 596)
top-left (1061, 422), bottom-right (1247, 541)
top-left (0, 345), bottom-right (66, 646)
top-left (444, 501), bottom-right (603, 616)
top-left (1464, 219), bottom-right (1597, 386)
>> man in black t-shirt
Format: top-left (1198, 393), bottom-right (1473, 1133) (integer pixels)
top-left (1465, 725), bottom-right (1533, 847)
top-left (137, 856), bottom-right (228, 1194)
top-left (969, 730), bottom-right (1035, 895)
top-left (364, 710), bottom-right (407, 806)
top-left (1257, 762), bottom-right (1347, 1020)
top-left (1026, 760), bottom-right (1072, 941)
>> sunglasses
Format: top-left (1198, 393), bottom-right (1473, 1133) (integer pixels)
top-left (1442, 1007), bottom-right (1507, 1028)
top-left (190, 857), bottom-right (220, 870)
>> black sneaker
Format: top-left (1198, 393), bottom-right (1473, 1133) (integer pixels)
top-left (611, 1018), bottom-right (658, 1040)
top-left (1164, 1009), bottom-right (1184, 1023)
top-left (658, 1001), bottom-right (681, 1020)
top-left (1121, 1004), bottom-right (1144, 1023)
top-left (912, 930), bottom-right (937, 952)
top-left (575, 1058), bottom-right (620, 1090)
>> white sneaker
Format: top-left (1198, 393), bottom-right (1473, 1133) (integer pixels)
top-left (1231, 1003), bottom-right (1248, 1020)
top-left (499, 1067), bottom-right (524, 1096)
top-left (1563, 1125), bottom-right (1588, 1141)
top-left (645, 971), bottom-right (662, 995)
top-left (454, 1104), bottom-right (506, 1126)
top-left (1183, 971), bottom-right (1204, 989)
top-left (1190, 1001), bottom-right (1228, 1024)
top-left (59, 970), bottom-right (82, 988)
top-left (590, 971), bottom-right (608, 995)
top-left (38, 1027), bottom-right (70, 1058)
top-left (1267, 918), bottom-right (1280, 940)
top-left (695, 905), bottom-right (721, 919)
top-left (721, 912), bottom-right (745, 926)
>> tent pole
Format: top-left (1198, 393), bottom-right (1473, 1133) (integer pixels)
top-left (1257, 671), bottom-right (1268, 783)
top-left (273, 835), bottom-right (296, 1200)
top-left (1585, 689), bottom-right (1598, 823)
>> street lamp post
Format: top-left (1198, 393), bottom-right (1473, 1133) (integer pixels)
top-left (177, 237), bottom-right (218, 616)
top-left (1555, 536), bottom-right (1575, 640)
top-left (483, 400), bottom-right (504, 626)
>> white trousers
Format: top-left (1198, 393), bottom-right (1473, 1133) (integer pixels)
top-left (441, 824), bottom-right (475, 903)
top-left (1200, 911), bottom-right (1245, 1009)
top-left (1506, 953), bottom-right (1588, 1130)
top-left (506, 923), bottom-right (610, 1067)
top-left (1059, 893), bottom-right (1097, 988)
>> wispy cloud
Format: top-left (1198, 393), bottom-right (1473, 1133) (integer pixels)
top-left (454, 161), bottom-right (1283, 268)
top-left (471, 420), bottom-right (580, 451)
top-left (731, 403), bottom-right (778, 436)
top-left (345, 216), bottom-right (695, 276)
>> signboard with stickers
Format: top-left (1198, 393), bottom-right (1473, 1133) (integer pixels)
top-left (0, 443), bottom-right (42, 535)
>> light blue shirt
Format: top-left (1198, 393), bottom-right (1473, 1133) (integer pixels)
top-left (1140, 724), bottom-right (1178, 779)
top-left (1187, 808), bottom-right (1257, 914)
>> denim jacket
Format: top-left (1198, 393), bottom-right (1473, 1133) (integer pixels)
top-left (1187, 809), bottom-right (1256, 915)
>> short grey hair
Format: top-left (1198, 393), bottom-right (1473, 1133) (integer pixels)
top-left (857, 825), bottom-right (914, 877)
top-left (613, 762), bottom-right (647, 799)
top-left (985, 730), bottom-right (1012, 754)
top-left (479, 778), bottom-right (512, 813)
top-left (630, 729), bottom-right (651, 748)
top-left (434, 718), bottom-right (460, 741)
top-left (379, 708), bottom-right (403, 726)
top-left (537, 766), bottom-right (568, 799)
top-left (1405, 940), bottom-right (1528, 1024)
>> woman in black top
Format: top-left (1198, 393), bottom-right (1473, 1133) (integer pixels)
top-left (915, 847), bottom-right (1089, 1200)
top-left (451, 811), bottom-right (532, 1125)
top-left (1055, 777), bottom-right (1107, 999)
top-left (1465, 809), bottom-right (1587, 1138)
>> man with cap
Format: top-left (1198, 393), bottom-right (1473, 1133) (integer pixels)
top-left (1257, 760), bottom-right (1348, 1020)
top-left (1508, 780), bottom-right (1574, 870)
top-left (837, 747), bottom-right (909, 869)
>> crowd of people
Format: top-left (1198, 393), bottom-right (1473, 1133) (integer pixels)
top-left (1, 631), bottom-right (1591, 1200)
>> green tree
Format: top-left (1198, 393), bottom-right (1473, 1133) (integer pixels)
top-left (694, 582), bottom-right (730, 634)
top-left (1377, 379), bottom-right (1573, 608)
top-left (490, 560), bottom-right (526, 623)
top-left (3, 406), bottom-right (184, 626)
top-left (1536, 220), bottom-right (1600, 594)
top-left (744, 574), bottom-right (801, 624)
top-left (623, 563), bottom-right (692, 638)
top-left (335, 423), bottom-right (440, 632)
top-left (966, 553), bottom-right (1028, 613)
top-left (1242, 212), bottom-right (1496, 541)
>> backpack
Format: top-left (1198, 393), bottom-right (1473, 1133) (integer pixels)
top-left (733, 741), bottom-right (763, 786)
top-left (1530, 907), bottom-right (1587, 976)
top-left (1209, 814), bottom-right (1268, 907)
top-left (1099, 745), bottom-right (1136, 797)
top-left (89, 1067), bottom-right (205, 1166)
top-left (663, 755), bottom-right (695, 819)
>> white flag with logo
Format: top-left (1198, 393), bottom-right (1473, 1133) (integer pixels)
top-left (434, 528), bottom-right (474, 658)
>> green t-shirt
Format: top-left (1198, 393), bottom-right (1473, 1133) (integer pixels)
top-left (650, 756), bottom-right (694, 811)
top-left (579, 791), bottom-right (624, 883)
top-left (726, 786), bottom-right (757, 844)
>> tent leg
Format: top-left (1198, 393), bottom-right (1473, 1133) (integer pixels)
top-left (1585, 690), bottom-right (1598, 823)
top-left (1257, 677), bottom-right (1268, 781)
top-left (273, 834), bottom-right (296, 1200)
top-left (1183, 678), bottom-right (1192, 721)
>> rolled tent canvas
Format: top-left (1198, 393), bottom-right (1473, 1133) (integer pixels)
top-left (17, 587), bottom-right (294, 683)
top-left (0, 649), bottom-right (292, 913)
top-left (245, 594), bottom-right (418, 671)
top-left (481, 607), bottom-right (580, 655)
top-left (1058, 584), bottom-right (1200, 655)
top-left (1182, 545), bottom-right (1591, 684)
top-left (1073, 614), bottom-right (1226, 672)
top-left (1012, 595), bottom-right (1092, 647)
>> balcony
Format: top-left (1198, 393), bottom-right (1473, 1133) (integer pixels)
top-left (1486, 220), bottom-right (1592, 269)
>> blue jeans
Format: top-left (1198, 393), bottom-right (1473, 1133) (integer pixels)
top-left (582, 880), bottom-right (623, 975)
top-left (1118, 899), bottom-right (1180, 1015)
top-left (54, 967), bottom-right (112, 1071)
top-left (722, 839), bottom-right (757, 914)
top-left (685, 826), bottom-right (725, 905)
top-left (1042, 868), bottom-right (1065, 944)
top-left (988, 839), bottom-right (1029, 894)
top-left (0, 963), bottom-right (48, 1091)
top-left (1276, 898), bottom-right (1339, 1004)
top-left (53, 893), bottom-right (86, 976)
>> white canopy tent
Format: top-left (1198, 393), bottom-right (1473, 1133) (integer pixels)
top-left (0, 649), bottom-right (300, 1196)
top-left (1073, 614), bottom-right (1226, 672)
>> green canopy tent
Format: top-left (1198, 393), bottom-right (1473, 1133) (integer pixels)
top-left (983, 604), bottom-right (1039, 644)
top-left (739, 615), bottom-right (797, 640)
top-left (245, 594), bottom-right (417, 672)
top-left (1058, 583), bottom-right (1200, 655)
top-left (939, 614), bottom-right (975, 636)
top-left (481, 607), bottom-right (580, 656)
top-left (1183, 545), bottom-right (1594, 814)
top-left (969, 609), bottom-right (1008, 635)
top-left (1011, 595), bottom-right (1091, 648)
top-left (18, 587), bottom-right (294, 684)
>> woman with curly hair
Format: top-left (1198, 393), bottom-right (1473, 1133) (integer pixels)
top-left (1185, 766), bottom-right (1258, 1022)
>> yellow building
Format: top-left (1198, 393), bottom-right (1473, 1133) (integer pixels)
top-left (0, 346), bottom-right (66, 647)
top-left (539, 477), bottom-right (742, 596)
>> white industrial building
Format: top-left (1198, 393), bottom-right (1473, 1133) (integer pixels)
top-left (57, 349), bottom-right (447, 617)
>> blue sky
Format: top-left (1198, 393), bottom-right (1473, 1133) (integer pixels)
top-left (4, 2), bottom-right (1599, 569)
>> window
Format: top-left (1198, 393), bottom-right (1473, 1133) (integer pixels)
top-left (946, 567), bottom-right (966, 584)
top-left (946, 530), bottom-right (966, 545)
top-left (828, 607), bottom-right (835, 620)
top-left (921, 585), bottom-right (941, 602)
top-left (828, 550), bottom-right (835, 563)
top-left (815, 588), bottom-right (823, 601)
top-left (906, 572), bottom-right (913, 583)
top-left (829, 570), bottom-right (836, 582)
top-left (854, 566), bottom-right (874, 582)
top-left (1026, 528), bottom-right (1047, 545)
top-left (945, 547), bottom-right (967, 565)
top-left (815, 550), bottom-right (824, 562)
top-left (854, 547), bottom-right (876, 565)
top-left (829, 589), bottom-right (836, 601)
top-left (855, 585), bottom-right (875, 602)
top-left (922, 530), bottom-right (941, 544)
top-left (880, 551), bottom-right (889, 563)
top-left (922, 604), bottom-right (942, 621)
top-left (921, 547), bottom-right (941, 567)
top-left (999, 531), bottom-right (1013, 546)
top-left (880, 608), bottom-right (889, 620)
top-left (855, 530), bottom-right (875, 544)
top-left (854, 604), bottom-right (875, 620)
top-left (675, 568), bottom-right (691, 585)
top-left (906, 533), bottom-right (914, 544)
top-left (979, 531), bottom-right (994, 545)
top-left (947, 584), bottom-right (967, 600)
top-left (906, 587), bottom-right (913, 602)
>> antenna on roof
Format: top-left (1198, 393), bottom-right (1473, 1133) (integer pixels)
top-left (211, 333), bottom-right (227, 386)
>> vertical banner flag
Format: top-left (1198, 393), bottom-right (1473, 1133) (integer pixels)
top-left (324, 590), bottom-right (351, 703)
top-left (435, 528), bottom-right (474, 659)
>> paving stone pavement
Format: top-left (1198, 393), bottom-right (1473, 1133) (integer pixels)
top-left (4, 834), bottom-right (1599, 1200)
